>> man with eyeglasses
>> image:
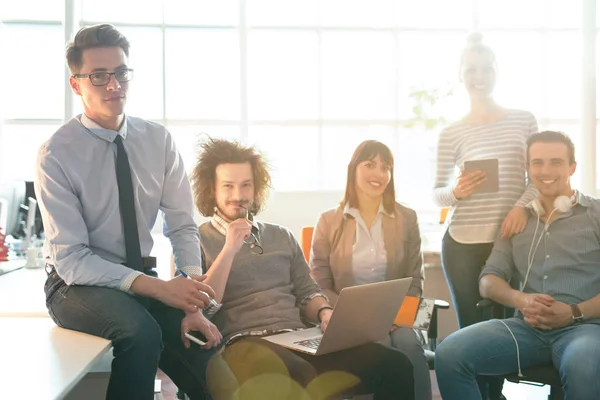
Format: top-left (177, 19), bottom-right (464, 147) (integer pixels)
top-left (190, 137), bottom-right (415, 400)
top-left (34, 24), bottom-right (227, 400)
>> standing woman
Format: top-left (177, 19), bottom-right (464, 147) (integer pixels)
top-left (310, 140), bottom-right (430, 400)
top-left (433, 33), bottom-right (538, 399)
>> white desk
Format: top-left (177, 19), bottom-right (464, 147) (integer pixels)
top-left (0, 239), bottom-right (173, 317)
top-left (0, 318), bottom-right (112, 400)
top-left (0, 267), bottom-right (48, 317)
top-left (0, 258), bottom-right (26, 276)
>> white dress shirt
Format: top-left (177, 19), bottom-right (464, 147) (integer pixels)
top-left (345, 203), bottom-right (391, 285)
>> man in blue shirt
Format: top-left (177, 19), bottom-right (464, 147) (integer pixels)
top-left (435, 130), bottom-right (600, 400)
top-left (36, 24), bottom-right (223, 399)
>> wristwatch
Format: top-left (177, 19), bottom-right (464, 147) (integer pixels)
top-left (570, 304), bottom-right (585, 324)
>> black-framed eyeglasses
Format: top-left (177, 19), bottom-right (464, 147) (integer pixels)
top-left (73, 68), bottom-right (134, 86)
top-left (238, 204), bottom-right (263, 255)
top-left (245, 230), bottom-right (264, 255)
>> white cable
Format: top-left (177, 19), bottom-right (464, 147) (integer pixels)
top-left (523, 225), bottom-right (544, 289)
top-left (497, 319), bottom-right (524, 378)
top-left (524, 217), bottom-right (541, 289)
top-left (501, 200), bottom-right (570, 380)
top-left (526, 217), bottom-right (541, 271)
top-left (523, 208), bottom-right (558, 289)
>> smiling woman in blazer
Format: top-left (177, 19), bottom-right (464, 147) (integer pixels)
top-left (309, 140), bottom-right (430, 400)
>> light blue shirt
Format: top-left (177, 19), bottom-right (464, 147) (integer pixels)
top-left (34, 114), bottom-right (202, 291)
top-left (481, 191), bottom-right (600, 313)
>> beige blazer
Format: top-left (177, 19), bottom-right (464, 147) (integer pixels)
top-left (309, 202), bottom-right (424, 306)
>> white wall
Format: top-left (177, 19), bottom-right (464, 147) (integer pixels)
top-left (257, 191), bottom-right (345, 238)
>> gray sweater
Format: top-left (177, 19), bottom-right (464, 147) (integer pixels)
top-left (199, 221), bottom-right (323, 341)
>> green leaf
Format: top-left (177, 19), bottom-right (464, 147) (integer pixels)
top-left (412, 105), bottom-right (422, 116)
top-left (425, 119), bottom-right (438, 129)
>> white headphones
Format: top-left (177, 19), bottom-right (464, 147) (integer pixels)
top-left (530, 193), bottom-right (575, 217)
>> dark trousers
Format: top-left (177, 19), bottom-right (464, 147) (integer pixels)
top-left (441, 230), bottom-right (504, 400)
top-left (218, 336), bottom-right (415, 400)
top-left (44, 270), bottom-right (218, 400)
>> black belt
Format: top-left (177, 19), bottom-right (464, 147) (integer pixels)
top-left (141, 256), bottom-right (157, 269)
top-left (139, 257), bottom-right (158, 277)
top-left (45, 256), bottom-right (157, 276)
top-left (122, 256), bottom-right (157, 274)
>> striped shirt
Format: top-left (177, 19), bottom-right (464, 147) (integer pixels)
top-left (480, 191), bottom-right (600, 324)
top-left (433, 109), bottom-right (539, 244)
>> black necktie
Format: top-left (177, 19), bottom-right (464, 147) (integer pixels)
top-left (114, 135), bottom-right (143, 271)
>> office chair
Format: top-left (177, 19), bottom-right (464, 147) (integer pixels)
top-left (477, 298), bottom-right (564, 400)
top-left (300, 226), bottom-right (450, 370)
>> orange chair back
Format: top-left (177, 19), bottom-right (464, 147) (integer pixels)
top-left (439, 207), bottom-right (449, 224)
top-left (300, 226), bottom-right (314, 262)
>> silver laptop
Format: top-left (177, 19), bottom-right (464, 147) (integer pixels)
top-left (262, 278), bottom-right (412, 355)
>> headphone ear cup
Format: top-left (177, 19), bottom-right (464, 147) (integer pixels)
top-left (554, 196), bottom-right (573, 213)
top-left (531, 199), bottom-right (544, 216)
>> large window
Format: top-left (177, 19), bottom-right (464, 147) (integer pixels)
top-left (0, 0), bottom-right (596, 214)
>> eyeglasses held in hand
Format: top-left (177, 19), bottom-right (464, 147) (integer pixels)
top-left (73, 68), bottom-right (134, 86)
top-left (240, 204), bottom-right (264, 255)
top-left (245, 231), bottom-right (264, 255)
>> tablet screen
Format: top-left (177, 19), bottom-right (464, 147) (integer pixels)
top-left (463, 158), bottom-right (499, 194)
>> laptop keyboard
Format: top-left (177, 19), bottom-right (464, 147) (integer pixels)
top-left (293, 337), bottom-right (322, 350)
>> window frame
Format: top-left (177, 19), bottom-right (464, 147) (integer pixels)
top-left (0, 0), bottom-right (597, 207)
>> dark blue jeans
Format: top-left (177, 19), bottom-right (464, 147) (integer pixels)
top-left (441, 230), bottom-right (494, 329)
top-left (441, 230), bottom-right (503, 399)
top-left (44, 270), bottom-right (220, 400)
top-left (436, 318), bottom-right (600, 400)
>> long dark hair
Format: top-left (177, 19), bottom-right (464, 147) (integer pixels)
top-left (342, 140), bottom-right (395, 214)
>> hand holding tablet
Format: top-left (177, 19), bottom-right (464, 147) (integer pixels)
top-left (454, 158), bottom-right (499, 199)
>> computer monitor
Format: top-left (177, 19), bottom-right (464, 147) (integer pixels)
top-left (0, 181), bottom-right (27, 237)
top-left (24, 181), bottom-right (43, 237)
top-left (21, 197), bottom-right (38, 250)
